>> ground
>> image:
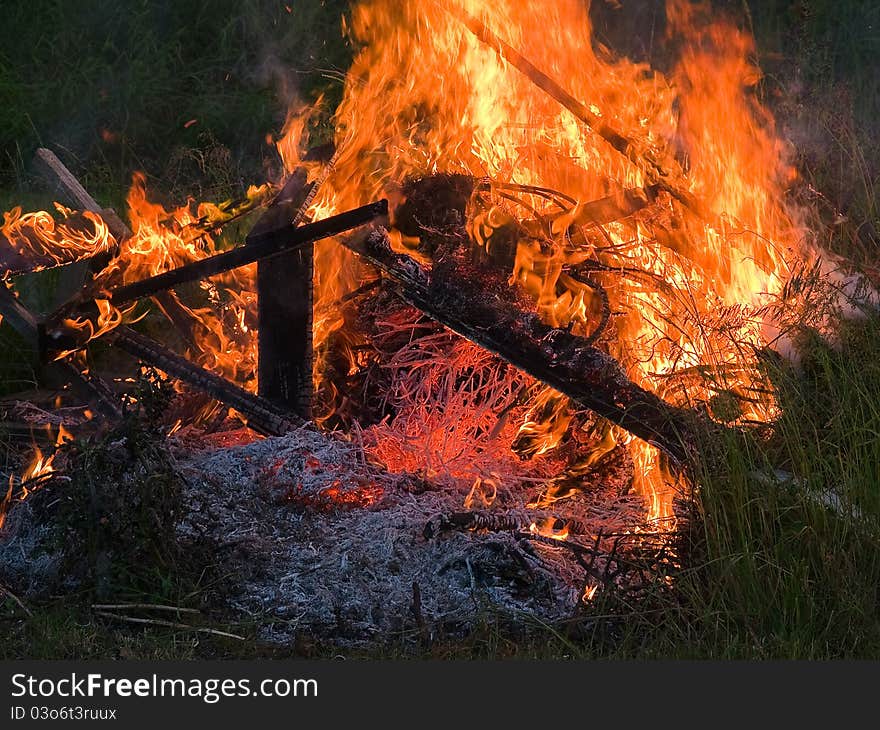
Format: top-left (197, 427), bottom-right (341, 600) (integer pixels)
top-left (2, 0), bottom-right (880, 658)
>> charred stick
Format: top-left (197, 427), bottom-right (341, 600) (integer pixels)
top-left (410, 581), bottom-right (427, 641)
top-left (287, 147), bottom-right (339, 227)
top-left (515, 531), bottom-right (603, 559)
top-left (109, 326), bottom-right (306, 437)
top-left (423, 511), bottom-right (523, 538)
top-left (423, 510), bottom-right (589, 539)
top-left (108, 200), bottom-right (388, 305)
top-left (45, 359), bottom-right (122, 420)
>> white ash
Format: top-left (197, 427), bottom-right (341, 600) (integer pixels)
top-left (175, 426), bottom-right (647, 645)
top-left (0, 497), bottom-right (67, 596)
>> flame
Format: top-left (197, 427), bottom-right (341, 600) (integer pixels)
top-left (53, 424), bottom-right (73, 447)
top-left (464, 476), bottom-right (498, 509)
top-left (0, 425), bottom-right (70, 529)
top-left (0, 204), bottom-right (114, 275)
top-left (529, 518), bottom-right (570, 541)
top-left (306, 0), bottom-right (809, 522)
top-left (0, 1), bottom-right (819, 527)
top-left (93, 173), bottom-right (277, 392)
top-left (21, 446), bottom-right (55, 485)
top-left (1, 170), bottom-right (273, 404)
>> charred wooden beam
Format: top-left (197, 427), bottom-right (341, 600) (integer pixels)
top-left (32, 148), bottom-right (123, 297)
top-left (339, 226), bottom-right (709, 461)
top-left (109, 326), bottom-right (306, 437)
top-left (0, 285), bottom-right (43, 350)
top-left (108, 200), bottom-right (388, 305)
top-left (246, 167), bottom-right (315, 418)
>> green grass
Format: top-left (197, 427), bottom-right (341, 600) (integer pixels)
top-left (564, 314), bottom-right (880, 659)
top-left (0, 0), bottom-right (352, 209)
top-left (744, 0), bottom-right (880, 259)
top-left (2, 0), bottom-right (880, 658)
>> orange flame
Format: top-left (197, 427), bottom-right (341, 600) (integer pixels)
top-left (0, 204), bottom-right (114, 275)
top-left (21, 446), bottom-right (55, 485)
top-left (0, 1), bottom-right (821, 528)
top-left (307, 0), bottom-right (810, 522)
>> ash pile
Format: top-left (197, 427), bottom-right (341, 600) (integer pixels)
top-left (177, 427), bottom-right (664, 644)
top-left (0, 413), bottom-right (677, 646)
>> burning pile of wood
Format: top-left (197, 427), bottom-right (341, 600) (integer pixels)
top-left (2, 0), bottom-right (850, 636)
top-left (0, 136), bottom-right (701, 616)
top-left (4, 146), bottom-right (700, 455)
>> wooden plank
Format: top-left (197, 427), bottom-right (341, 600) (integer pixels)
top-left (246, 168), bottom-right (314, 418)
top-left (110, 325), bottom-right (306, 436)
top-left (32, 148), bottom-right (124, 318)
top-left (107, 200), bottom-right (388, 305)
top-left (33, 148), bottom-right (129, 240)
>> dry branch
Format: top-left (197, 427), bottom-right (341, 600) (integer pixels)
top-left (92, 611), bottom-right (245, 641)
top-left (0, 582), bottom-right (32, 617)
top-left (91, 603), bottom-right (200, 614)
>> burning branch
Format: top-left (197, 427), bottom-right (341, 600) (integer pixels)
top-left (108, 200), bottom-right (388, 305)
top-left (339, 226), bottom-right (708, 461)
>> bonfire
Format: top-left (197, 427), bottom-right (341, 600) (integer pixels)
top-left (0, 0), bottom-right (870, 639)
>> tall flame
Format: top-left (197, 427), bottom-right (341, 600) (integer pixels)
top-left (308, 0), bottom-right (808, 521)
top-left (0, 1), bottom-right (815, 527)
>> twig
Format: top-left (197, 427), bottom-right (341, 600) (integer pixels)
top-left (93, 611), bottom-right (245, 641)
top-left (0, 583), bottom-right (33, 617)
top-left (91, 603), bottom-right (200, 615)
top-left (410, 581), bottom-right (428, 644)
